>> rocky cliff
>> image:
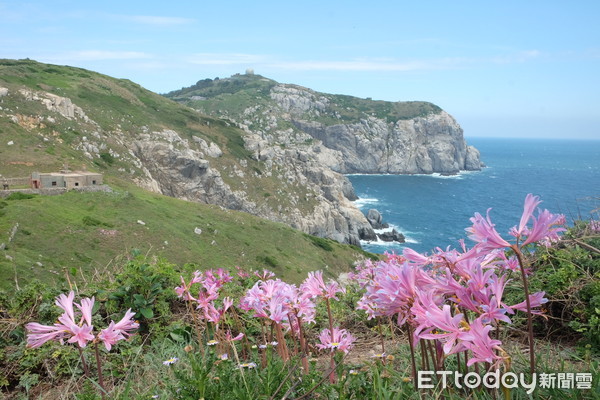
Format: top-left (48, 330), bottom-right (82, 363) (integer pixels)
top-left (1, 61), bottom-right (482, 249)
top-left (0, 60), bottom-right (375, 246)
top-left (168, 76), bottom-right (484, 176)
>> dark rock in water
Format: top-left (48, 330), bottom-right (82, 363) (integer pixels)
top-left (366, 209), bottom-right (388, 229)
top-left (358, 226), bottom-right (377, 241)
top-left (378, 229), bottom-right (405, 243)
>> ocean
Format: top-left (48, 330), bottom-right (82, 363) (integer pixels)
top-left (348, 138), bottom-right (600, 254)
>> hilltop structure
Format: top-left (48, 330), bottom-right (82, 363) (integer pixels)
top-left (31, 170), bottom-right (103, 190)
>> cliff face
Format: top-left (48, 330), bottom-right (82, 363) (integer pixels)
top-left (170, 78), bottom-right (483, 176)
top-left (131, 128), bottom-right (372, 245)
top-left (1, 61), bottom-right (483, 249)
top-left (267, 85), bottom-right (483, 175)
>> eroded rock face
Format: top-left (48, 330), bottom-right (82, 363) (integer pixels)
top-left (18, 89), bottom-right (93, 123)
top-left (130, 129), bottom-right (375, 245)
top-left (292, 111), bottom-right (481, 175)
top-left (263, 84), bottom-right (484, 175)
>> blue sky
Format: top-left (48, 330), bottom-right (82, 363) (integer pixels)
top-left (1, 1), bottom-right (599, 139)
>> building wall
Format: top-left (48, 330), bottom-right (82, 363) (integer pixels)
top-left (36, 173), bottom-right (103, 189)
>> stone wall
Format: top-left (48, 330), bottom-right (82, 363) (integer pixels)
top-left (0, 185), bottom-right (112, 198)
top-left (1, 177), bottom-right (30, 186)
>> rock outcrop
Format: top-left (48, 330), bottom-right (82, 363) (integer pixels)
top-left (2, 65), bottom-right (483, 249)
top-left (130, 129), bottom-right (375, 246)
top-left (269, 85), bottom-right (483, 175)
top-left (163, 75), bottom-right (485, 246)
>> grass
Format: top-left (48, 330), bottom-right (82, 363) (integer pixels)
top-left (0, 58), bottom-right (322, 218)
top-left (0, 181), bottom-right (372, 290)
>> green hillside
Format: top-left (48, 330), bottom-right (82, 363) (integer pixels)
top-left (0, 59), bottom-right (375, 289)
top-left (165, 73), bottom-right (443, 125)
top-left (0, 181), bottom-right (372, 291)
top-left (0, 59), bottom-right (251, 177)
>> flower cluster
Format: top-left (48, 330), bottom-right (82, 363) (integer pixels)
top-left (240, 278), bottom-right (316, 325)
top-left (355, 193), bottom-right (564, 368)
top-left (175, 268), bottom-right (234, 324)
top-left (25, 291), bottom-right (138, 351)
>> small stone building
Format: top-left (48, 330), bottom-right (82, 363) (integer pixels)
top-left (31, 171), bottom-right (103, 190)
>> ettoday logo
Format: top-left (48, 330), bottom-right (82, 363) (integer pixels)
top-left (417, 370), bottom-right (593, 394)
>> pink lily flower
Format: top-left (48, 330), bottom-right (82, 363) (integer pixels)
top-left (417, 303), bottom-right (466, 355)
top-left (466, 210), bottom-right (511, 251)
top-left (25, 322), bottom-right (69, 349)
top-left (510, 291), bottom-right (548, 314)
top-left (300, 271), bottom-right (345, 300)
top-left (98, 309), bottom-right (139, 351)
top-left (458, 318), bottom-right (503, 366)
top-left (316, 327), bottom-right (355, 353)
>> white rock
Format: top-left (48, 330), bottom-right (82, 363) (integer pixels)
top-left (7, 141), bottom-right (14, 146)
top-left (137, 220), bottom-right (146, 225)
top-left (194, 227), bottom-right (202, 235)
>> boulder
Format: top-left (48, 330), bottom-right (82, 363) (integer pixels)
top-left (377, 229), bottom-right (405, 243)
top-left (366, 209), bottom-right (388, 229)
top-left (358, 226), bottom-right (377, 241)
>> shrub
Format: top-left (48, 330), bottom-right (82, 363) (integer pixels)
top-left (525, 220), bottom-right (600, 351)
top-left (6, 192), bottom-right (37, 200)
top-left (101, 256), bottom-right (179, 335)
top-left (304, 234), bottom-right (334, 252)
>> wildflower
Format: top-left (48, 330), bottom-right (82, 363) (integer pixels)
top-left (349, 369), bottom-right (359, 375)
top-left (466, 210), bottom-right (511, 251)
top-left (97, 309), bottom-right (139, 351)
top-left (219, 353), bottom-right (229, 361)
top-left (417, 303), bottom-right (465, 355)
top-left (270, 341), bottom-right (278, 346)
top-left (300, 271), bottom-right (345, 300)
top-left (458, 318), bottom-right (503, 366)
top-left (162, 357), bottom-right (179, 365)
top-left (510, 291), bottom-right (548, 314)
top-left (224, 330), bottom-right (244, 342)
top-left (26, 291), bottom-right (96, 349)
top-left (236, 266), bottom-right (250, 279)
top-left (371, 352), bottom-right (386, 358)
top-left (253, 269), bottom-right (276, 280)
top-left (316, 327), bottom-right (355, 353)
top-left (207, 340), bottom-right (219, 346)
top-left (258, 344), bottom-right (267, 349)
top-left (239, 362), bottom-right (257, 369)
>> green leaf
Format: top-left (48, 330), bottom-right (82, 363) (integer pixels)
top-left (139, 308), bottom-right (153, 319)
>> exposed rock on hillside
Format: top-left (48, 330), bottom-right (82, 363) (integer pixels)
top-left (1, 62), bottom-right (482, 249)
top-left (169, 76), bottom-right (483, 176)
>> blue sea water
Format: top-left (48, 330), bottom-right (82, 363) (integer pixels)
top-left (348, 138), bottom-right (600, 254)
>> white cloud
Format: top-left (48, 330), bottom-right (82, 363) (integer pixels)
top-left (120, 15), bottom-right (194, 26)
top-left (491, 50), bottom-right (542, 64)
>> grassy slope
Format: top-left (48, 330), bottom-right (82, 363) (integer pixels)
top-left (0, 180), bottom-right (370, 290)
top-left (0, 59), bottom-right (319, 216)
top-left (0, 60), bottom-right (374, 289)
